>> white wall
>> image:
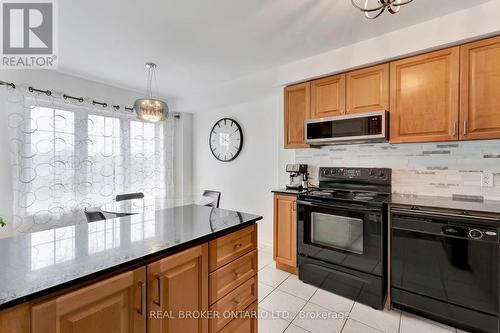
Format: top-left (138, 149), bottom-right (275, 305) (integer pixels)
top-left (0, 70), bottom-right (193, 238)
top-left (192, 96), bottom-right (280, 245)
top-left (190, 0), bottom-right (500, 246)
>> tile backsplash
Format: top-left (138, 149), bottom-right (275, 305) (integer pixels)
top-left (295, 140), bottom-right (500, 200)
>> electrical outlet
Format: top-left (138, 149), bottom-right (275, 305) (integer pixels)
top-left (481, 172), bottom-right (494, 187)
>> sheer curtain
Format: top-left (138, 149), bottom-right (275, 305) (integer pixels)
top-left (3, 85), bottom-right (176, 233)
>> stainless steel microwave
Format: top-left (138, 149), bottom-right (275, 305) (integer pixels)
top-left (305, 110), bottom-right (388, 145)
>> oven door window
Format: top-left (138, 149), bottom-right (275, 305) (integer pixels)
top-left (311, 212), bottom-right (363, 254)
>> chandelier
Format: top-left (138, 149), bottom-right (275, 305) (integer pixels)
top-left (133, 62), bottom-right (168, 122)
top-left (351, 0), bottom-right (414, 19)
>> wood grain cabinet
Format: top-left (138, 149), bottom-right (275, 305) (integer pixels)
top-left (346, 64), bottom-right (389, 114)
top-left (310, 74), bottom-right (346, 119)
top-left (284, 82), bottom-right (310, 148)
top-left (208, 225), bottom-right (258, 332)
top-left (460, 36), bottom-right (500, 140)
top-left (147, 244), bottom-right (208, 333)
top-left (273, 194), bottom-right (298, 274)
top-left (32, 267), bottom-right (147, 333)
top-left (389, 47), bottom-right (460, 143)
top-left (218, 302), bottom-right (257, 333)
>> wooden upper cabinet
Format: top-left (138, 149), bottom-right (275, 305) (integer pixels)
top-left (273, 194), bottom-right (297, 274)
top-left (390, 47), bottom-right (460, 143)
top-left (346, 64), bottom-right (389, 114)
top-left (32, 267), bottom-right (146, 333)
top-left (310, 74), bottom-right (346, 119)
top-left (284, 82), bottom-right (310, 149)
top-left (148, 244), bottom-right (208, 333)
top-left (460, 36), bottom-right (500, 140)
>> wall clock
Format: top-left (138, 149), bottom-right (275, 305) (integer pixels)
top-left (209, 118), bottom-right (243, 162)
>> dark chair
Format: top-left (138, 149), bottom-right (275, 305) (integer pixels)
top-left (84, 208), bottom-right (106, 223)
top-left (201, 190), bottom-right (221, 208)
top-left (115, 192), bottom-right (144, 202)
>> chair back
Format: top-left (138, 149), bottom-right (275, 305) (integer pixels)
top-left (115, 192), bottom-right (145, 202)
top-left (201, 190), bottom-right (221, 208)
top-left (84, 208), bottom-right (106, 223)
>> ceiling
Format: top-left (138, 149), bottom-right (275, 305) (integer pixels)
top-left (58, 0), bottom-right (491, 107)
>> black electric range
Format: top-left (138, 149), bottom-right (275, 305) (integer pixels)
top-left (297, 167), bottom-right (391, 309)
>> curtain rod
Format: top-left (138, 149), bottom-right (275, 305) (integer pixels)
top-left (0, 79), bottom-right (180, 118)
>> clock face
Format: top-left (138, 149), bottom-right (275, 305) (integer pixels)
top-left (209, 118), bottom-right (243, 162)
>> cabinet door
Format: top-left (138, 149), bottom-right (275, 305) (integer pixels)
top-left (311, 74), bottom-right (346, 119)
top-left (346, 64), bottom-right (389, 114)
top-left (460, 36), bottom-right (500, 140)
top-left (390, 47), bottom-right (459, 143)
top-left (284, 82), bottom-right (310, 148)
top-left (273, 194), bottom-right (297, 269)
top-left (148, 244), bottom-right (208, 333)
top-left (32, 268), bottom-right (146, 333)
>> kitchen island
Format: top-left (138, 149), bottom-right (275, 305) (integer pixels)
top-left (0, 204), bottom-right (261, 333)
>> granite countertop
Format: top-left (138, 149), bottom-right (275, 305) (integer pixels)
top-left (0, 204), bottom-right (262, 310)
top-left (272, 188), bottom-right (308, 195)
top-left (390, 194), bottom-right (500, 215)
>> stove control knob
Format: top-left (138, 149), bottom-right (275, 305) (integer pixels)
top-left (378, 171), bottom-right (385, 178)
top-left (369, 170), bottom-right (375, 177)
top-left (468, 229), bottom-right (483, 240)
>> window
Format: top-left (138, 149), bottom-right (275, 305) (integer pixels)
top-left (28, 107), bottom-right (75, 215)
top-left (17, 103), bottom-right (168, 227)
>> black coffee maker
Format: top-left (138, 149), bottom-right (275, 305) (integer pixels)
top-left (286, 164), bottom-right (308, 191)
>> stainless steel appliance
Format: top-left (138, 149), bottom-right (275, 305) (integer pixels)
top-left (391, 207), bottom-right (500, 333)
top-left (297, 167), bottom-right (391, 309)
top-left (286, 164), bottom-right (309, 191)
top-left (305, 110), bottom-right (388, 145)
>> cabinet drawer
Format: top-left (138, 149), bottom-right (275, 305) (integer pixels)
top-left (210, 250), bottom-right (257, 304)
top-left (218, 302), bottom-right (257, 333)
top-left (209, 276), bottom-right (257, 332)
top-left (209, 225), bottom-right (257, 272)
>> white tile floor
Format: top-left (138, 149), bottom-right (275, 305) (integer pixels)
top-left (257, 245), bottom-right (468, 333)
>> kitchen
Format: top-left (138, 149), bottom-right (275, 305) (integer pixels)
top-left (1, 1), bottom-right (500, 333)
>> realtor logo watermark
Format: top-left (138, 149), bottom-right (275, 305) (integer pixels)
top-left (1, 0), bottom-right (57, 68)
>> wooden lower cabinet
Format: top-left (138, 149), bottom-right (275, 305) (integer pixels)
top-left (209, 277), bottom-right (257, 332)
top-left (273, 194), bottom-right (298, 274)
top-left (32, 267), bottom-right (147, 333)
top-left (1, 225), bottom-right (258, 333)
top-left (218, 302), bottom-right (257, 333)
top-left (209, 225), bottom-right (257, 272)
top-left (148, 244), bottom-right (209, 333)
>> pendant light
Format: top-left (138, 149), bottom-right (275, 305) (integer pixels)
top-left (351, 0), bottom-right (414, 19)
top-left (133, 62), bottom-right (168, 122)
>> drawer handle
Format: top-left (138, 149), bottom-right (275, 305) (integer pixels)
top-left (234, 272), bottom-right (242, 279)
top-left (233, 299), bottom-right (241, 306)
top-left (136, 281), bottom-right (146, 315)
top-left (153, 274), bottom-right (162, 306)
top-left (234, 243), bottom-right (243, 249)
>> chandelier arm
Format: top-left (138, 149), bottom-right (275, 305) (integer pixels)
top-left (390, 0), bottom-right (414, 6)
top-left (350, 0), bottom-right (385, 13)
top-left (365, 6), bottom-right (385, 19)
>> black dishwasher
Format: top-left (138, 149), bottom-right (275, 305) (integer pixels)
top-left (391, 208), bottom-right (500, 333)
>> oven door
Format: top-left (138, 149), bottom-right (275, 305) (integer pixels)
top-left (298, 199), bottom-right (385, 276)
